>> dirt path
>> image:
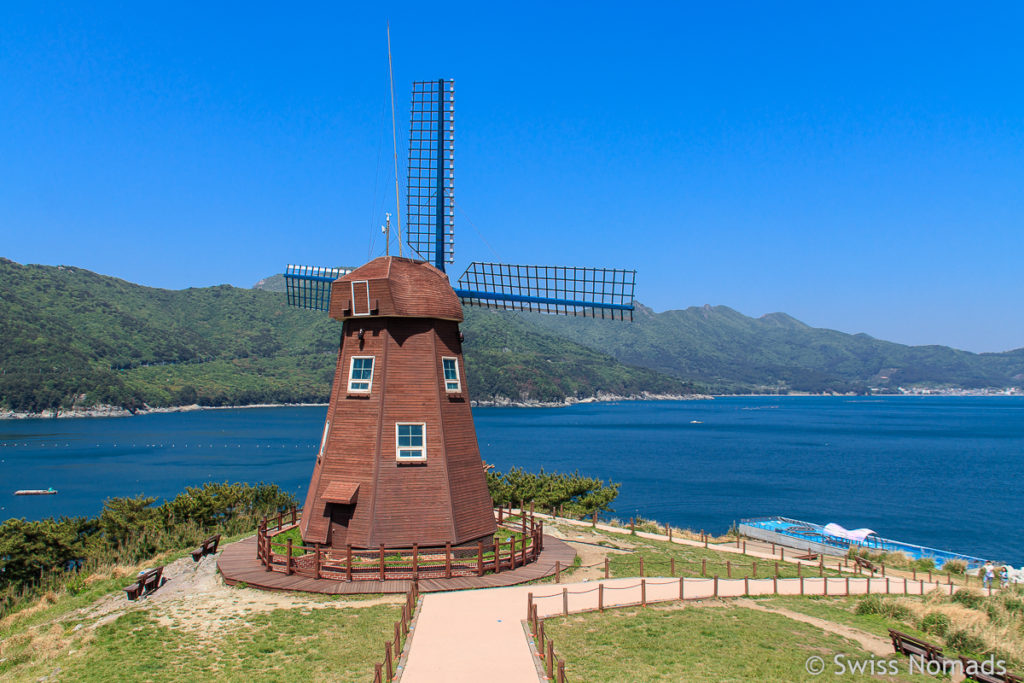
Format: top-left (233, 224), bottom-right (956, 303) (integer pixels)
top-left (735, 598), bottom-right (891, 656)
top-left (76, 550), bottom-right (401, 635)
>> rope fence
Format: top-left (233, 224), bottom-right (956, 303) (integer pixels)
top-left (524, 573), bottom-right (972, 680)
top-left (371, 582), bottom-right (420, 683)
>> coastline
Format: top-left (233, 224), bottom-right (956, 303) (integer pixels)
top-left (0, 393), bottom-right (713, 420)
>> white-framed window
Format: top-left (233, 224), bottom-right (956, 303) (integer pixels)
top-left (396, 423), bottom-right (426, 462)
top-left (349, 356), bottom-right (374, 392)
top-left (442, 357), bottom-right (461, 392)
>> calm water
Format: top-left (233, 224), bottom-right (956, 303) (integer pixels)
top-left (2, 397), bottom-right (1021, 563)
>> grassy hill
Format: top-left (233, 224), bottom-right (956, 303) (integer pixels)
top-left (0, 259), bottom-right (694, 412)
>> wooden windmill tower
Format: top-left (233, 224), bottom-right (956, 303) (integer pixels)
top-left (284, 79), bottom-right (636, 554)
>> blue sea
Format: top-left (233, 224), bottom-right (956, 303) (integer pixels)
top-left (1, 397), bottom-right (1021, 564)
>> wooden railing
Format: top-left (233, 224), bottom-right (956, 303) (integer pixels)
top-left (255, 503), bottom-right (545, 581)
top-left (372, 583), bottom-right (420, 682)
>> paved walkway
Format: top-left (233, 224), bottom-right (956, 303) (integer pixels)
top-left (401, 571), bottom-right (958, 682)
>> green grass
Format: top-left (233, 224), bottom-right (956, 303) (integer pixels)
top-left (542, 603), bottom-right (936, 682)
top-left (2, 603), bottom-right (401, 682)
top-left (582, 526), bottom-right (852, 580)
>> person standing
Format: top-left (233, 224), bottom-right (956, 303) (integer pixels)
top-left (1001, 565), bottom-right (1009, 588)
top-left (983, 561), bottom-right (995, 589)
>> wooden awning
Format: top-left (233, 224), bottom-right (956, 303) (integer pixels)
top-left (322, 481), bottom-right (360, 505)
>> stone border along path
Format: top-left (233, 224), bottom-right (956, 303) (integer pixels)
top-left (399, 512), bottom-right (970, 682)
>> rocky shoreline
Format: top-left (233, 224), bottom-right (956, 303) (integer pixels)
top-left (0, 394), bottom-right (712, 419)
top-left (470, 392), bottom-right (713, 408)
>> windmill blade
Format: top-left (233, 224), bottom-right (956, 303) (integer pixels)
top-left (406, 79), bottom-right (455, 271)
top-left (283, 264), bottom-right (353, 312)
top-left (455, 262), bottom-right (636, 321)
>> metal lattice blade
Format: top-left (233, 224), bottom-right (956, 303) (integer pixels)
top-left (406, 79), bottom-right (455, 270)
top-left (283, 265), bottom-right (353, 311)
top-left (455, 262), bottom-right (636, 321)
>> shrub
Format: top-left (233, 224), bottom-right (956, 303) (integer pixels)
top-left (856, 595), bottom-right (884, 615)
top-left (952, 589), bottom-right (985, 610)
top-left (943, 559), bottom-right (967, 575)
top-left (919, 611), bottom-right (951, 637)
top-left (946, 628), bottom-right (986, 654)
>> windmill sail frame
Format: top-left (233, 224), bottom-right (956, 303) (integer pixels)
top-left (406, 79), bottom-right (455, 270)
top-left (284, 265), bottom-right (353, 312)
top-left (455, 262), bottom-right (636, 321)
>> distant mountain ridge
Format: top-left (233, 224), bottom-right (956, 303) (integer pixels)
top-left (0, 259), bottom-right (693, 413)
top-left (526, 303), bottom-right (1024, 393)
top-left (1, 260), bottom-right (1021, 414)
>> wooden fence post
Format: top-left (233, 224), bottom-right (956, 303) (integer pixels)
top-left (773, 575), bottom-right (778, 594)
top-left (775, 561), bottom-right (779, 577)
top-left (412, 543), bottom-right (419, 579)
top-left (714, 575), bottom-right (719, 597)
top-left (494, 536), bottom-right (500, 574)
top-left (599, 583), bottom-right (604, 611)
top-left (528, 592), bottom-right (533, 621)
top-left (538, 620), bottom-right (545, 654)
top-left (379, 544), bottom-right (385, 581)
top-left (509, 537), bottom-right (516, 570)
top-left (641, 579), bottom-right (647, 606)
top-left (824, 576), bottom-right (828, 596)
top-left (555, 560), bottom-right (560, 583)
top-left (679, 576), bottom-right (685, 600)
top-left (605, 557), bottom-right (610, 579)
top-left (314, 544), bottom-right (321, 580)
top-left (498, 506), bottom-right (503, 524)
top-left (701, 558), bottom-right (706, 577)
top-left (753, 561), bottom-right (757, 578)
top-left (477, 540), bottom-right (484, 576)
top-left (384, 642), bottom-right (393, 680)
top-left (845, 576), bottom-right (849, 595)
top-left (631, 517), bottom-right (635, 533)
top-left (291, 506), bottom-right (296, 525)
top-left (640, 556), bottom-right (645, 577)
top-left (346, 544), bottom-right (353, 582)
top-left (671, 557), bottom-right (676, 576)
top-left (558, 660), bottom-right (565, 683)
top-left (264, 534), bottom-right (272, 572)
top-left (547, 640), bottom-right (555, 678)
top-left (800, 576), bottom-right (805, 595)
top-left (563, 588), bottom-right (569, 615)
top-left (744, 577), bottom-right (749, 596)
top-left (727, 560), bottom-right (731, 578)
top-left (374, 663), bottom-right (382, 683)
top-left (445, 542), bottom-right (452, 579)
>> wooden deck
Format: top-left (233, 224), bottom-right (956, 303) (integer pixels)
top-left (217, 534), bottom-right (576, 594)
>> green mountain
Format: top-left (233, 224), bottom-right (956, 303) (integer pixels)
top-left (525, 303), bottom-right (1024, 393)
top-left (0, 259), bottom-right (694, 413)
top-left (3, 259), bottom-right (1020, 413)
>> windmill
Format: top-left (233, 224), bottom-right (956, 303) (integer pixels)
top-left (284, 79), bottom-right (636, 556)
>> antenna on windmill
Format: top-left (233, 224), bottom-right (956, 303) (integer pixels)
top-left (386, 23), bottom-right (403, 258)
top-left (382, 212), bottom-right (392, 257)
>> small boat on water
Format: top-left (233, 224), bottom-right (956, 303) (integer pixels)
top-left (14, 488), bottom-right (58, 496)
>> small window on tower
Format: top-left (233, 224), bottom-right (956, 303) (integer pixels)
top-left (349, 356), bottom-right (374, 392)
top-left (442, 357), bottom-right (461, 392)
top-left (396, 423), bottom-right (426, 462)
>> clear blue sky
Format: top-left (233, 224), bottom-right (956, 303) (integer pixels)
top-left (2, 2), bottom-right (1022, 352)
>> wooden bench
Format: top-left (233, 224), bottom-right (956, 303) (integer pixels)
top-left (855, 556), bottom-right (879, 573)
top-left (888, 629), bottom-right (946, 663)
top-left (191, 534), bottom-right (222, 562)
top-left (959, 656), bottom-right (1022, 683)
top-left (124, 566), bottom-right (164, 600)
